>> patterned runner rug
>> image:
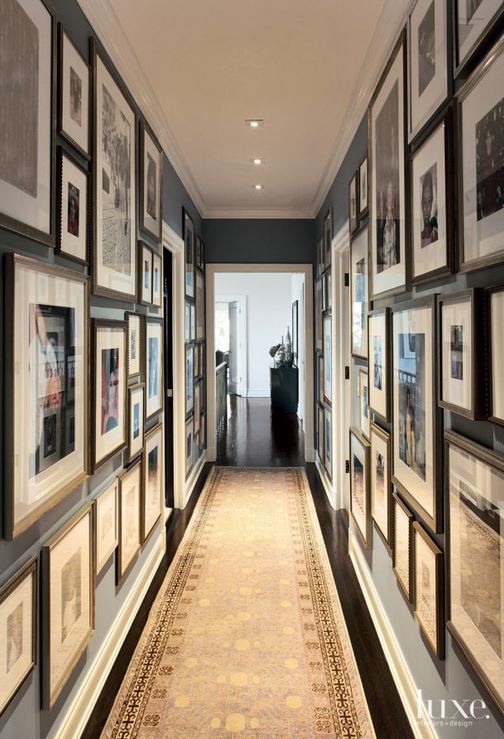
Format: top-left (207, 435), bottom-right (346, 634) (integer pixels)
top-left (102, 467), bottom-right (375, 738)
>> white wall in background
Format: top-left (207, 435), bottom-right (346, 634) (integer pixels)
top-left (291, 273), bottom-right (306, 423)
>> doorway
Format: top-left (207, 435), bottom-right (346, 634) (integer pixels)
top-left (215, 295), bottom-right (248, 397)
top-left (163, 247), bottom-right (175, 508)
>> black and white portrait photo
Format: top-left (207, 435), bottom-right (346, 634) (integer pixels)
top-left (450, 325), bottom-right (464, 380)
top-left (476, 98), bottom-right (504, 223)
top-left (418, 1), bottom-right (435, 96)
top-left (420, 163), bottom-right (438, 247)
top-left (69, 66), bottom-right (82, 126)
top-left (376, 82), bottom-right (400, 274)
top-left (67, 182), bottom-right (80, 237)
top-left (398, 333), bottom-right (426, 481)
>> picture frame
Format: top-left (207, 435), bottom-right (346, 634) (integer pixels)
top-left (392, 492), bottom-right (413, 603)
top-left (317, 353), bottom-right (324, 406)
top-left (370, 423), bottom-right (391, 549)
top-left (358, 367), bottom-right (370, 440)
top-left (58, 24), bottom-right (90, 158)
top-left (4, 254), bottom-right (89, 540)
top-left (139, 120), bottom-right (163, 243)
top-left (323, 314), bottom-right (332, 405)
top-left (42, 503), bottom-right (94, 708)
top-left (94, 478), bottom-right (118, 574)
top-left (358, 154), bottom-right (369, 219)
top-left (324, 406), bottom-right (332, 478)
top-left (194, 383), bottom-right (201, 436)
top-left (126, 312), bottom-right (142, 379)
top-left (291, 300), bottom-right (299, 364)
top-left (183, 208), bottom-right (195, 299)
top-left (0, 0), bottom-right (56, 247)
top-left (317, 404), bottom-right (325, 464)
top-left (351, 226), bottom-right (368, 359)
top-left (152, 251), bottom-right (162, 309)
top-left (317, 237), bottom-right (325, 278)
top-left (195, 235), bottom-right (205, 270)
top-left (185, 302), bottom-right (191, 343)
top-left (0, 556), bottom-right (37, 718)
top-left (190, 304), bottom-right (196, 342)
top-left (349, 172), bottom-right (359, 234)
top-left (489, 285), bottom-right (504, 425)
top-left (127, 383), bottom-right (145, 462)
top-left (196, 269), bottom-right (205, 340)
top-left (57, 147), bottom-right (88, 265)
top-left (315, 279), bottom-right (323, 352)
top-left (412, 521), bottom-right (445, 660)
top-left (117, 459), bottom-right (141, 584)
top-left (186, 345), bottom-right (195, 416)
top-left (368, 308), bottom-right (390, 422)
top-left (142, 423), bottom-right (163, 543)
top-left (185, 418), bottom-right (193, 477)
top-left (324, 208), bottom-right (333, 266)
top-left (454, 0), bottom-right (504, 77)
top-left (145, 317), bottom-right (163, 421)
top-left (139, 242), bottom-right (153, 306)
top-left (350, 428), bottom-right (372, 549)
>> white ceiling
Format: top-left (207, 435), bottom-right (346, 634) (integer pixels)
top-left (102, 0), bottom-right (394, 217)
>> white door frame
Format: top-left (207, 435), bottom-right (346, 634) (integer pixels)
top-left (215, 294), bottom-right (248, 397)
top-left (206, 263), bottom-right (314, 463)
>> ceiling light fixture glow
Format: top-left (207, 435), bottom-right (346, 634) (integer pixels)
top-left (253, 184), bottom-right (264, 190)
top-left (245, 119), bottom-right (264, 128)
top-left (253, 158), bottom-right (263, 165)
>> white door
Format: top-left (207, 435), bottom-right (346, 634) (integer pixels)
top-left (229, 301), bottom-right (240, 395)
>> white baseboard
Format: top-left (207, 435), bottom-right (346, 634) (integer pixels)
top-left (184, 450), bottom-right (207, 507)
top-left (315, 456), bottom-right (335, 508)
top-left (304, 445), bottom-right (315, 464)
top-left (245, 389), bottom-right (270, 398)
top-left (349, 533), bottom-right (438, 739)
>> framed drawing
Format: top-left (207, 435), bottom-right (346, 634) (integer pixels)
top-left (370, 423), bottom-right (391, 548)
top-left (145, 318), bottom-right (163, 421)
top-left (58, 25), bottom-right (89, 158)
top-left (152, 252), bottom-right (162, 309)
top-left (369, 32), bottom-right (408, 299)
top-left (350, 428), bottom-right (371, 549)
top-left (42, 503), bottom-right (94, 708)
top-left (94, 478), bottom-right (118, 574)
top-left (392, 296), bottom-right (442, 533)
top-left (392, 492), bottom-right (413, 603)
top-left (139, 120), bottom-right (162, 242)
top-left (324, 406), bottom-right (332, 478)
top-left (126, 312), bottom-right (141, 379)
top-left (92, 40), bottom-right (136, 301)
top-left (412, 521), bottom-right (445, 659)
top-left (359, 154), bottom-right (368, 218)
top-left (5, 255), bottom-right (88, 540)
top-left (0, 0), bottom-right (55, 247)
top-left (117, 460), bottom-right (141, 584)
top-left (0, 556), bottom-right (37, 717)
top-left (368, 308), bottom-right (390, 421)
top-left (349, 172), bottom-right (358, 234)
top-left (57, 148), bottom-right (88, 264)
top-left (196, 269), bottom-right (205, 340)
top-left (455, 0), bottom-right (504, 76)
top-left (358, 367), bottom-right (370, 440)
top-left (351, 226), bottom-right (368, 358)
top-left (127, 384), bottom-right (144, 462)
top-left (445, 429), bottom-right (504, 711)
top-left (186, 345), bottom-right (194, 416)
top-left (185, 418), bottom-right (193, 476)
top-left (142, 423), bottom-right (163, 542)
top-left (324, 208), bottom-right (333, 266)
top-left (489, 286), bottom-right (504, 424)
top-left (183, 208), bottom-right (195, 299)
top-left (139, 242), bottom-right (152, 306)
top-left (323, 315), bottom-right (332, 404)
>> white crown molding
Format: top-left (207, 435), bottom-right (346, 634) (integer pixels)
top-left (204, 207), bottom-right (314, 219)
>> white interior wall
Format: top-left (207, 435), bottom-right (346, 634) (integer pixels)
top-left (290, 273), bottom-right (306, 422)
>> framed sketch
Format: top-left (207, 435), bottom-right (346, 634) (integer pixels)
top-left (317, 405), bottom-right (325, 464)
top-left (408, 0), bottom-right (449, 141)
top-left (126, 312), bottom-right (141, 379)
top-left (42, 503), bottom-right (94, 708)
top-left (0, 556), bottom-right (37, 717)
top-left (0, 0), bottom-right (55, 246)
top-left (4, 255), bottom-right (88, 540)
top-left (324, 208), bottom-right (332, 265)
top-left (412, 521), bottom-right (445, 659)
top-left (458, 38), bottom-right (504, 273)
top-left (292, 300), bottom-right (299, 364)
top-left (358, 367), bottom-right (370, 440)
top-left (139, 120), bottom-right (162, 242)
top-left (185, 418), bottom-right (193, 476)
top-left (455, 0), bottom-right (504, 76)
top-left (324, 406), bottom-right (332, 478)
top-left (127, 384), bottom-right (144, 462)
top-left (142, 423), bottom-right (163, 542)
top-left (369, 32), bottom-right (408, 300)
top-left (145, 318), bottom-right (163, 421)
top-left (186, 345), bottom-right (195, 416)
top-left (94, 478), bottom-right (118, 574)
top-left (323, 315), bottom-right (332, 404)
top-left (152, 252), bottom-right (162, 309)
top-left (370, 423), bottom-right (391, 548)
top-left (392, 493), bottom-right (413, 602)
top-left (368, 309), bottom-right (390, 421)
top-left (351, 226), bottom-right (368, 358)
top-left (57, 147), bottom-right (88, 264)
top-left (349, 172), bottom-right (358, 234)
top-left (350, 429), bottom-right (371, 549)
top-left (196, 269), bottom-right (205, 340)
top-left (359, 154), bottom-right (368, 218)
top-left (117, 460), bottom-right (141, 584)
top-left (194, 383), bottom-right (201, 435)
top-left (92, 40), bottom-right (136, 301)
top-left (58, 25), bottom-right (89, 157)
top-left (392, 296), bottom-right (441, 533)
top-left (183, 208), bottom-right (195, 299)
top-left (139, 242), bottom-right (152, 306)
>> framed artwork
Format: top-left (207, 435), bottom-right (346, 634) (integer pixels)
top-left (317, 353), bottom-right (324, 405)
top-left (186, 345), bottom-right (194, 416)
top-left (489, 286), bottom-right (504, 424)
top-left (358, 367), bottom-right (370, 440)
top-left (459, 38), bottom-right (504, 272)
top-left (317, 237), bottom-right (325, 277)
top-left (152, 252), bottom-right (162, 309)
top-left (4, 255), bottom-right (88, 540)
top-left (117, 460), bottom-right (141, 584)
top-left (455, 0), bottom-right (504, 76)
top-left (324, 208), bottom-right (333, 265)
top-left (57, 147), bottom-right (88, 264)
top-left (291, 300), bottom-right (299, 364)
top-left (349, 172), bottom-right (358, 234)
top-left (350, 429), bottom-right (372, 549)
top-left (408, 0), bottom-right (449, 141)
top-left (0, 556), bottom-right (37, 717)
top-left (370, 423), bottom-right (391, 548)
top-left (94, 478), bottom-right (118, 574)
top-left (42, 503), bottom-right (94, 708)
top-left (194, 383), bottom-right (201, 435)
top-left (392, 492), bottom-right (413, 602)
top-left (183, 208), bottom-right (195, 299)
top-left (126, 312), bottom-right (141, 379)
top-left (139, 242), bottom-right (153, 306)
top-left (317, 404), bottom-right (325, 464)
top-left (185, 302), bottom-right (191, 343)
top-left (359, 154), bottom-right (368, 218)
top-left (185, 418), bottom-right (193, 476)
top-left (92, 40), bottom-right (137, 301)
top-left (324, 271), bottom-right (332, 311)
top-left (196, 270), bottom-right (205, 340)
top-left (127, 384), bottom-right (145, 462)
top-left (194, 343), bottom-right (200, 378)
top-left (392, 296), bottom-right (441, 533)
top-left (369, 32), bottom-right (408, 300)
top-left (324, 406), bottom-right (332, 478)
top-left (323, 315), bottom-right (332, 404)
top-left (139, 120), bottom-right (162, 242)
top-left (439, 289), bottom-right (486, 419)
top-left (0, 0), bottom-right (55, 247)
top-left (368, 308), bottom-right (390, 421)
top-left (190, 304), bottom-right (196, 342)
top-left (412, 521), bottom-right (445, 659)
top-left (145, 318), bottom-right (163, 421)
top-left (351, 226), bottom-right (368, 358)
top-left (58, 25), bottom-right (90, 158)
top-left (315, 279), bottom-right (322, 352)
top-left (445, 429), bottom-right (504, 711)
top-left (142, 423), bottom-right (163, 542)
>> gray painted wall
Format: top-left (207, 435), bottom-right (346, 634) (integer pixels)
top-left (203, 219), bottom-right (314, 264)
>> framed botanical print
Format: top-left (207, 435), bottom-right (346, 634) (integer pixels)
top-left (185, 418), bottom-right (193, 477)
top-left (127, 384), bottom-right (145, 462)
top-left (139, 242), bottom-right (153, 306)
top-left (349, 172), bottom-right (358, 234)
top-left (324, 208), bottom-right (333, 265)
top-left (5, 255), bottom-right (89, 540)
top-left (368, 309), bottom-right (390, 421)
top-left (126, 312), bottom-right (141, 379)
top-left (324, 406), bottom-right (332, 478)
top-left (369, 32), bottom-right (408, 299)
top-left (359, 154), bottom-right (368, 218)
top-left (183, 208), bottom-right (195, 299)
top-left (42, 503), bottom-right (94, 708)
top-left (370, 423), bottom-right (391, 548)
top-left (186, 345), bottom-right (195, 416)
top-left (350, 429), bottom-right (371, 549)
top-left (152, 251), bottom-right (162, 309)
top-left (412, 521), bottom-right (445, 659)
top-left (142, 423), bottom-right (163, 542)
top-left (0, 556), bottom-right (37, 717)
top-left (57, 148), bottom-right (88, 264)
top-left (145, 318), bottom-right (163, 421)
top-left (94, 478), bottom-right (118, 574)
top-left (196, 269), bottom-right (205, 340)
top-left (392, 492), bottom-right (413, 602)
top-left (117, 460), bottom-right (141, 584)
top-left (58, 25), bottom-right (90, 158)
top-left (351, 226), bottom-right (368, 358)
top-left (358, 367), bottom-right (370, 440)
top-left (139, 120), bottom-right (162, 242)
top-left (323, 315), bottom-right (332, 404)
top-left (0, 0), bottom-right (55, 247)
top-left (455, 0), bottom-right (504, 76)
top-left (489, 286), bottom-right (504, 424)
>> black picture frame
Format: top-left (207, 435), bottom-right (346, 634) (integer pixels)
top-left (349, 428), bottom-right (372, 549)
top-left (183, 207), bottom-right (195, 299)
top-left (349, 171), bottom-right (359, 235)
top-left (57, 23), bottom-right (90, 159)
top-left (139, 119), bottom-right (163, 243)
top-left (454, 0), bottom-right (504, 79)
top-left (56, 145), bottom-right (89, 265)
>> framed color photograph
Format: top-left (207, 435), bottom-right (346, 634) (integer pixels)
top-left (139, 242), bottom-right (153, 306)
top-left (186, 345), bottom-right (195, 416)
top-left (42, 503), bottom-right (94, 708)
top-left (142, 423), bottom-right (163, 542)
top-left (358, 367), bottom-right (370, 440)
top-left (350, 428), bottom-right (371, 549)
top-left (196, 269), bottom-right (205, 340)
top-left (370, 423), bottom-right (391, 548)
top-left (323, 315), bottom-right (332, 404)
top-left (139, 121), bottom-right (162, 242)
top-left (183, 208), bottom-right (195, 299)
top-left (351, 226), bottom-right (368, 358)
top-left (5, 255), bottom-right (89, 540)
top-left (392, 492), bottom-right (413, 603)
top-left (57, 148), bottom-right (88, 264)
top-left (117, 460), bottom-right (141, 584)
top-left (412, 521), bottom-right (445, 659)
top-left (94, 478), bottom-right (118, 574)
top-left (152, 252), bottom-right (162, 309)
top-left (58, 26), bottom-right (90, 158)
top-left (126, 312), bottom-right (141, 379)
top-left (368, 308), bottom-right (390, 421)
top-left (455, 0), bottom-right (504, 76)
top-left (127, 384), bottom-right (144, 462)
top-left (145, 318), bottom-right (163, 421)
top-left (324, 208), bottom-right (332, 266)
top-left (359, 154), bottom-right (368, 218)
top-left (349, 173), bottom-right (358, 234)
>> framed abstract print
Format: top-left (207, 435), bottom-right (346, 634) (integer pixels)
top-left (349, 172), bottom-right (358, 234)
top-left (186, 345), bottom-right (194, 416)
top-left (368, 309), bottom-right (390, 421)
top-left (145, 318), bottom-right (163, 421)
top-left (196, 269), bottom-right (205, 340)
top-left (323, 315), bottom-right (332, 404)
top-left (152, 251), bottom-right (162, 309)
top-left (117, 460), bottom-right (141, 584)
top-left (94, 478), bottom-right (118, 574)
top-left (5, 255), bottom-right (89, 540)
top-left (455, 0), bottom-right (504, 76)
top-left (42, 503), bottom-right (94, 708)
top-left (58, 26), bottom-right (90, 158)
top-left (350, 429), bottom-right (371, 549)
top-left (92, 41), bottom-right (136, 301)
top-left (392, 492), bottom-right (413, 603)
top-left (127, 384), bottom-right (144, 462)
top-left (359, 154), bottom-right (368, 218)
top-left (183, 208), bottom-right (195, 299)
top-left (139, 120), bottom-right (162, 242)
top-left (445, 430), bottom-right (504, 711)
top-left (57, 148), bottom-right (88, 264)
top-left (92, 320), bottom-right (127, 470)
top-left (324, 406), bottom-right (332, 478)
top-left (392, 297), bottom-right (441, 533)
top-left (0, 0), bottom-right (55, 246)
top-left (139, 242), bottom-right (153, 306)
top-left (185, 418), bottom-right (193, 477)
top-left (489, 287), bottom-right (504, 424)
top-left (142, 423), bottom-right (163, 542)
top-left (369, 32), bottom-right (407, 299)
top-left (126, 312), bottom-right (141, 379)
top-left (370, 423), bottom-right (391, 548)
top-left (412, 521), bottom-right (445, 659)
top-left (358, 367), bottom-right (370, 440)
top-left (324, 208), bottom-right (332, 266)
top-left (351, 226), bottom-right (368, 358)
top-left (0, 556), bottom-right (37, 717)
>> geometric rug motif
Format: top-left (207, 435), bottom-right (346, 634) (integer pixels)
top-left (101, 467), bottom-right (375, 738)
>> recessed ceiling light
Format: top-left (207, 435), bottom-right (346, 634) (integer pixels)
top-left (253, 184), bottom-right (264, 191)
top-left (253, 158), bottom-right (263, 166)
top-left (245, 119), bottom-right (264, 128)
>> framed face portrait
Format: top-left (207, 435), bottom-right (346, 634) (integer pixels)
top-left (145, 318), bottom-right (163, 421)
top-left (139, 120), bottom-right (162, 243)
top-left (349, 172), bottom-right (358, 234)
top-left (117, 460), bottom-right (141, 584)
top-left (368, 308), bottom-right (390, 421)
top-left (183, 208), bottom-right (195, 299)
top-left (186, 345), bottom-right (195, 416)
top-left (185, 418), bottom-right (193, 477)
top-left (350, 429), bottom-right (371, 549)
top-left (57, 148), bottom-right (88, 264)
top-left (489, 287), bottom-right (504, 425)
top-left (142, 423), bottom-right (163, 543)
top-left (359, 154), bottom-right (368, 218)
top-left (139, 242), bottom-right (153, 306)
top-left (152, 252), bottom-right (162, 309)
top-left (94, 478), bottom-right (118, 574)
top-left (126, 312), bottom-right (142, 379)
top-left (351, 226), bottom-right (368, 358)
top-left (324, 406), bottom-right (332, 478)
top-left (412, 521), bottom-right (445, 660)
top-left (370, 423), bottom-right (391, 549)
top-left (58, 25), bottom-right (90, 158)
top-left (196, 269), bottom-right (205, 340)
top-left (392, 492), bottom-right (413, 603)
top-left (323, 315), bottom-right (332, 404)
top-left (455, 0), bottom-right (504, 76)
top-left (127, 383), bottom-right (145, 462)
top-left (358, 367), bottom-right (370, 440)
top-left (324, 208), bottom-right (333, 266)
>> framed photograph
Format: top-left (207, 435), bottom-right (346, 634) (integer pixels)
top-left (291, 300), bottom-right (299, 364)
top-left (370, 423), bottom-right (391, 548)
top-left (0, 556), bottom-right (37, 717)
top-left (368, 308), bottom-right (390, 421)
top-left (358, 367), bottom-right (370, 440)
top-left (194, 383), bottom-right (201, 435)
top-left (317, 405), bottom-right (325, 464)
top-left (186, 345), bottom-right (194, 416)
top-left (58, 25), bottom-right (89, 158)
top-left (317, 353), bottom-right (324, 406)
top-left (196, 269), bottom-right (205, 340)
top-left (92, 40), bottom-right (136, 301)
top-left (315, 279), bottom-right (322, 352)
top-left (185, 418), bottom-right (193, 477)
top-left (392, 296), bottom-right (441, 533)
top-left (317, 237), bottom-right (325, 278)
top-left (439, 289), bottom-right (486, 419)
top-left (127, 384), bottom-right (144, 462)
top-left (349, 172), bottom-right (358, 234)
top-left (350, 429), bottom-right (371, 549)
top-left (183, 208), bottom-right (195, 299)
top-left (323, 315), bottom-right (332, 404)
top-left (459, 38), bottom-right (504, 273)
top-left (57, 148), bottom-right (88, 264)
top-left (142, 423), bottom-right (163, 542)
top-left (152, 251), bottom-right (162, 309)
top-left (489, 286), bottom-right (504, 424)
top-left (126, 312), bottom-right (142, 379)
top-left (351, 226), bottom-right (368, 358)
top-left (0, 0), bottom-right (55, 247)
top-left (139, 120), bottom-right (162, 242)
top-left (139, 242), bottom-right (153, 306)
top-left (190, 304), bottom-right (196, 342)
top-left (325, 271), bottom-right (332, 311)
top-left (359, 154), bottom-right (368, 218)
top-left (455, 0), bottom-right (504, 76)
top-left (117, 460), bottom-right (141, 584)
top-left (324, 406), bottom-right (332, 478)
top-left (412, 521), bottom-right (445, 659)
top-left (42, 503), bottom-right (94, 708)
top-left (369, 32), bottom-right (408, 299)
top-left (392, 492), bottom-right (413, 602)
top-left (94, 478), bottom-right (118, 574)
top-left (324, 208), bottom-right (332, 265)
top-left (185, 302), bottom-right (191, 343)
top-left (408, 0), bottom-right (449, 141)
top-left (145, 318), bottom-right (163, 421)
top-left (5, 255), bottom-right (89, 540)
